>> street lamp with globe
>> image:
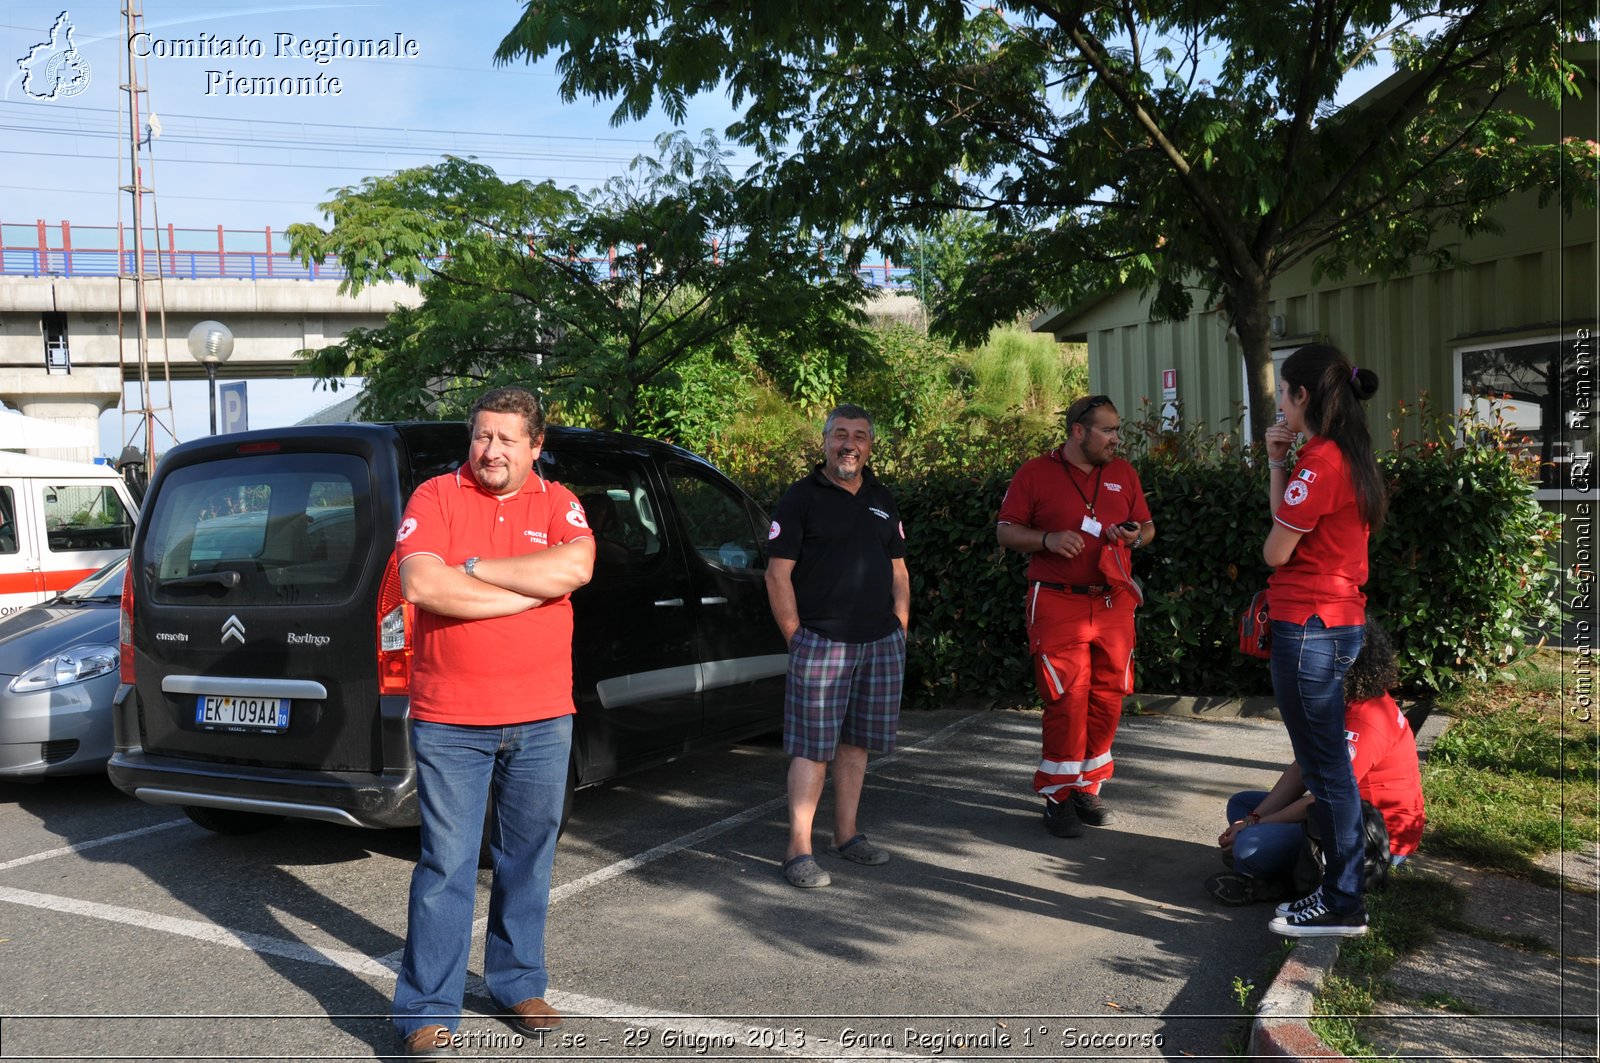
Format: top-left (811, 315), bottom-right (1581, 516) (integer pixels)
top-left (186, 320), bottom-right (234, 435)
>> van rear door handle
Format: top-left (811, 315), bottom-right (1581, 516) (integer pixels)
top-left (700, 596), bottom-right (728, 605)
top-left (653, 598), bottom-right (685, 607)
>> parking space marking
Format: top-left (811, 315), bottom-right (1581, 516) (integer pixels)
top-left (0, 716), bottom-right (980, 1054)
top-left (551, 714), bottom-right (984, 902)
top-left (373, 713), bottom-right (988, 970)
top-left (541, 989), bottom-right (929, 1060)
top-left (0, 885), bottom-right (399, 978)
top-left (0, 819), bottom-right (189, 874)
top-left (551, 713), bottom-right (983, 905)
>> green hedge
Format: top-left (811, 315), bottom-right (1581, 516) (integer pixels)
top-left (714, 403), bottom-right (1558, 703)
top-left (878, 406), bottom-right (1559, 703)
top-left (1369, 409), bottom-right (1562, 692)
top-left (893, 464), bottom-right (1034, 702)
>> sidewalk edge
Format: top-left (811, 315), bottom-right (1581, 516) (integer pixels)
top-left (1248, 938), bottom-right (1351, 1061)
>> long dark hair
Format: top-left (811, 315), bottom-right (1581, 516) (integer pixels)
top-left (1281, 343), bottom-right (1386, 530)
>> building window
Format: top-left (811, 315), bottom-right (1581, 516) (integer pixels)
top-left (42, 312), bottom-right (69, 374)
top-left (1456, 335), bottom-right (1588, 494)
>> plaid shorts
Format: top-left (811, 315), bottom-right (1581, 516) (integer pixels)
top-left (783, 626), bottom-right (906, 762)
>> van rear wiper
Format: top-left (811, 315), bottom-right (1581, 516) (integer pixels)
top-left (159, 570), bottom-right (243, 589)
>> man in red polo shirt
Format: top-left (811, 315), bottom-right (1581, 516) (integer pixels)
top-left (390, 388), bottom-right (595, 1059)
top-left (997, 395), bottom-right (1154, 838)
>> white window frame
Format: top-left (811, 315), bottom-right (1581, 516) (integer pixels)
top-left (1454, 333), bottom-right (1573, 502)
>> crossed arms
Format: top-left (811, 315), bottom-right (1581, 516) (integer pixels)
top-left (400, 541), bottom-right (595, 620)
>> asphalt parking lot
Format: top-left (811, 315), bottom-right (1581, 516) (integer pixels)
top-left (0, 708), bottom-right (1299, 1061)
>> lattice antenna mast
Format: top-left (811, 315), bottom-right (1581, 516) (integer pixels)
top-left (116, 0), bottom-right (176, 465)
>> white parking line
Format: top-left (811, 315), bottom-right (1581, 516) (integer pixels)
top-left (0, 888), bottom-right (923, 1058)
top-left (0, 885), bottom-right (397, 978)
top-left (462, 713), bottom-right (985, 953)
top-left (553, 714), bottom-right (984, 900)
top-left (0, 715), bottom-right (978, 1060)
top-left (539, 989), bottom-right (931, 1060)
top-left (0, 819), bottom-right (189, 874)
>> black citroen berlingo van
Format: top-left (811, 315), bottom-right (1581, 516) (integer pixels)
top-left (110, 422), bottom-right (786, 835)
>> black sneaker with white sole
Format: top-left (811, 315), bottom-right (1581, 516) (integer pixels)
top-left (1269, 898), bottom-right (1368, 938)
top-left (1274, 887), bottom-right (1323, 918)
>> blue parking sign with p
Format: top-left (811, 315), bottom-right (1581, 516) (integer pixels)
top-left (219, 381), bottom-right (248, 434)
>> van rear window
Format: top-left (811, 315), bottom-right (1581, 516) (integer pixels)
top-left (145, 454), bottom-right (372, 606)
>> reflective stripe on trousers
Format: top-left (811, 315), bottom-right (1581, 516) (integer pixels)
top-left (1026, 584), bottom-right (1135, 796)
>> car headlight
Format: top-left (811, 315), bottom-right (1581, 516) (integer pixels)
top-left (8, 643), bottom-right (119, 693)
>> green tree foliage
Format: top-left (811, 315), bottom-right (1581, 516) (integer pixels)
top-left (702, 324), bottom-right (973, 502)
top-left (845, 325), bottom-right (968, 438)
top-left (633, 346), bottom-right (755, 455)
top-left (900, 211), bottom-right (994, 312)
top-left (286, 133), bottom-right (870, 431)
top-left (497, 2), bottom-right (1598, 439)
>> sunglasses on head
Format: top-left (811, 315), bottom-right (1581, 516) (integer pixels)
top-left (1073, 395), bottom-right (1113, 426)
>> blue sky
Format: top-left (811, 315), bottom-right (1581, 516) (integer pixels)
top-left (2, 0), bottom-right (745, 455)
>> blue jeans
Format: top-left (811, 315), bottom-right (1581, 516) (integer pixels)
top-left (393, 715), bottom-right (572, 1037)
top-left (1270, 617), bottom-right (1365, 914)
top-left (1225, 790), bottom-right (1305, 881)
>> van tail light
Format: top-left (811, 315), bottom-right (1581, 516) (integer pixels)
top-left (119, 569), bottom-right (136, 684)
top-left (376, 552), bottom-right (412, 695)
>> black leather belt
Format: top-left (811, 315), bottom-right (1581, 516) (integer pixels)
top-left (1033, 581), bottom-right (1110, 595)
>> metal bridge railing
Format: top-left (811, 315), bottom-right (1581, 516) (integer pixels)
top-left (1, 220), bottom-right (917, 288)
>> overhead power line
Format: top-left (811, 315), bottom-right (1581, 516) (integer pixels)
top-left (0, 100), bottom-right (747, 160)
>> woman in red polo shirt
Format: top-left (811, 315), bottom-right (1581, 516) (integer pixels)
top-left (1260, 343), bottom-right (1386, 938)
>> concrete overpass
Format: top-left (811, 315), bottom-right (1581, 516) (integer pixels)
top-left (0, 219), bottom-right (918, 459)
top-left (0, 274), bottom-right (416, 460)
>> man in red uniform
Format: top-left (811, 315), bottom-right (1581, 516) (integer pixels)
top-left (997, 395), bottom-right (1155, 837)
top-left (391, 388), bottom-right (595, 1058)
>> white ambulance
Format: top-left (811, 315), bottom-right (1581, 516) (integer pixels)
top-left (0, 453), bottom-right (139, 618)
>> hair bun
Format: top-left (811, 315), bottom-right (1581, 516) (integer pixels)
top-left (1352, 367), bottom-right (1380, 402)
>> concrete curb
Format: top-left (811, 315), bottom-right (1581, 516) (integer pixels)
top-left (1126, 692), bottom-right (1285, 720)
top-left (1126, 691), bottom-right (1436, 729)
top-left (1248, 938), bottom-right (1349, 1060)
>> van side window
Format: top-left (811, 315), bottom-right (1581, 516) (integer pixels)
top-left (0, 487), bottom-right (16, 554)
top-left (666, 466), bottom-right (766, 574)
top-left (538, 453), bottom-right (661, 575)
top-left (42, 484), bottom-right (134, 553)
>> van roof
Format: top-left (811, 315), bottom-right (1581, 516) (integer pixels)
top-left (0, 452), bottom-right (124, 480)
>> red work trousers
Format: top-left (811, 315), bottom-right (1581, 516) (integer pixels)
top-left (1025, 583), bottom-right (1136, 798)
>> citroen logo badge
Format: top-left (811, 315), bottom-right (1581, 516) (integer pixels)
top-left (221, 615), bottom-right (246, 644)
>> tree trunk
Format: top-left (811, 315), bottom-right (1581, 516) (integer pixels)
top-left (1232, 281), bottom-right (1277, 444)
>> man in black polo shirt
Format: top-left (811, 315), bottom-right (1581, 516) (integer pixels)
top-left (765, 404), bottom-right (909, 889)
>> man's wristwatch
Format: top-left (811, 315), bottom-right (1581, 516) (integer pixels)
top-left (464, 556), bottom-right (481, 579)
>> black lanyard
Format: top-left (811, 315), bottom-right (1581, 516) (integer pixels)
top-left (1059, 452), bottom-right (1102, 518)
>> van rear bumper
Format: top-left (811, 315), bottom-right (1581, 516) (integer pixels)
top-left (109, 684), bottom-right (418, 829)
top-left (108, 753), bottom-right (419, 828)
